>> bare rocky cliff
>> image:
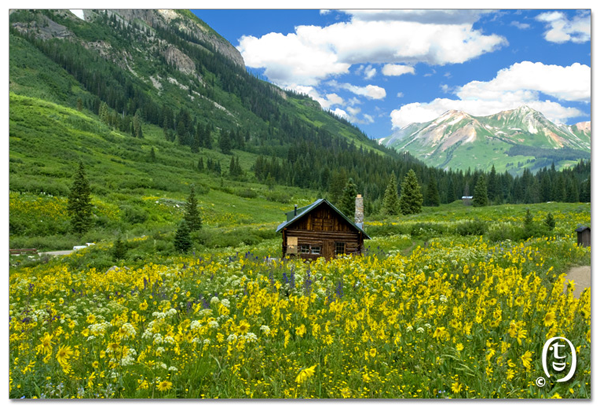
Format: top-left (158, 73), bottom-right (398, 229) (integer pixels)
top-left (109, 9), bottom-right (245, 68)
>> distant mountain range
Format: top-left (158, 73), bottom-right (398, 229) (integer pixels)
top-left (379, 106), bottom-right (590, 173)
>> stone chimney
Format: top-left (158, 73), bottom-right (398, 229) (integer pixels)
top-left (355, 194), bottom-right (364, 228)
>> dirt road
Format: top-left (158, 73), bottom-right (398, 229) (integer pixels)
top-left (563, 265), bottom-right (591, 299)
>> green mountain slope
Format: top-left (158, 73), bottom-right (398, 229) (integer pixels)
top-left (9, 9), bottom-right (384, 154)
top-left (8, 8), bottom-right (427, 250)
top-left (380, 106), bottom-right (590, 174)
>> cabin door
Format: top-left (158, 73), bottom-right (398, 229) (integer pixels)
top-left (323, 241), bottom-right (334, 260)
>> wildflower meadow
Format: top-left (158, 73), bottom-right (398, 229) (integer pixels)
top-left (9, 205), bottom-right (590, 399)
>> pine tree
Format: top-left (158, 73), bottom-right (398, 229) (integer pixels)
top-left (67, 161), bottom-right (93, 235)
top-left (328, 169), bottom-right (348, 205)
top-left (544, 212), bottom-right (556, 231)
top-left (197, 157), bottom-right (204, 172)
top-left (472, 175), bottom-right (488, 207)
top-left (219, 131), bottom-right (232, 154)
top-left (339, 178), bottom-right (358, 219)
top-left (112, 236), bottom-right (128, 261)
top-left (425, 175), bottom-right (440, 207)
top-left (580, 178), bottom-right (591, 202)
top-left (204, 124), bottom-right (212, 149)
top-left (184, 185), bottom-right (202, 231)
top-left (132, 110), bottom-right (143, 138)
top-left (487, 165), bottom-right (498, 203)
top-left (150, 147), bottom-right (156, 162)
top-left (174, 220), bottom-right (192, 253)
top-left (382, 173), bottom-right (400, 215)
top-left (523, 208), bottom-right (534, 238)
top-left (399, 169), bottom-right (423, 215)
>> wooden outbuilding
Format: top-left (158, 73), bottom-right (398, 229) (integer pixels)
top-left (462, 196), bottom-right (473, 206)
top-left (276, 197), bottom-right (370, 260)
top-left (575, 226), bottom-right (591, 247)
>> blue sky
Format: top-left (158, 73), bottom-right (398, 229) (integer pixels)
top-left (192, 9), bottom-right (590, 140)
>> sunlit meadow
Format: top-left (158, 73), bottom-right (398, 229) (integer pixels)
top-left (9, 205), bottom-right (590, 399)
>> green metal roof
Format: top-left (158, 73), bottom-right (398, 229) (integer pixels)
top-left (276, 199), bottom-right (370, 239)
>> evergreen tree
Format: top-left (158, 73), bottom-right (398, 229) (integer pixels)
top-left (204, 124), bottom-right (212, 149)
top-left (197, 157), bottom-right (204, 172)
top-left (382, 173), bottom-right (400, 215)
top-left (566, 176), bottom-right (579, 203)
top-left (487, 165), bottom-right (498, 203)
top-left (540, 172), bottom-right (552, 202)
top-left (544, 212), bottom-right (556, 231)
top-left (184, 185), bottom-right (202, 231)
top-left (399, 169), bottom-right (423, 215)
top-left (425, 175), bottom-right (440, 207)
top-left (266, 173), bottom-right (275, 190)
top-left (112, 236), bottom-right (128, 261)
top-left (229, 156), bottom-right (236, 176)
top-left (580, 178), bottom-right (591, 202)
top-left (132, 110), bottom-right (143, 138)
top-left (447, 177), bottom-right (456, 203)
top-left (174, 220), bottom-right (192, 253)
top-left (472, 175), bottom-right (488, 207)
top-left (328, 169), bottom-right (348, 205)
top-left (552, 174), bottom-right (567, 202)
top-left (339, 178), bottom-right (358, 219)
top-left (150, 147), bottom-right (156, 162)
top-left (67, 161), bottom-right (93, 235)
top-left (219, 131), bottom-right (232, 154)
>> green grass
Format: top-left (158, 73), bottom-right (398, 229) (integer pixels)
top-left (9, 93), bottom-right (321, 250)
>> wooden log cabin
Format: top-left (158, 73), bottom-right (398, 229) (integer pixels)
top-left (276, 196), bottom-right (370, 260)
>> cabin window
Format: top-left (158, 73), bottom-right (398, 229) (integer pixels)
top-left (311, 246), bottom-right (321, 255)
top-left (335, 242), bottom-right (345, 255)
top-left (300, 245), bottom-right (310, 254)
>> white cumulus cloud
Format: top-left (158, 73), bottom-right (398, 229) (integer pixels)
top-left (363, 65), bottom-right (377, 79)
top-left (390, 61), bottom-right (589, 128)
top-left (238, 32), bottom-right (350, 87)
top-left (238, 11), bottom-right (506, 89)
top-left (535, 11), bottom-right (590, 43)
top-left (328, 81), bottom-right (387, 100)
top-left (290, 86), bottom-right (344, 110)
top-left (382, 64), bottom-right (415, 76)
top-left (331, 108), bottom-right (349, 119)
top-left (458, 61), bottom-right (590, 102)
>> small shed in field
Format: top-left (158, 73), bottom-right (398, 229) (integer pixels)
top-left (575, 226), bottom-right (591, 247)
top-left (462, 196), bottom-right (473, 206)
top-left (276, 198), bottom-right (370, 260)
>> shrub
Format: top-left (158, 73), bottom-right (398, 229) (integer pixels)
top-left (365, 223), bottom-right (407, 237)
top-left (235, 188), bottom-right (258, 199)
top-left (455, 219), bottom-right (488, 236)
top-left (410, 222), bottom-right (446, 237)
top-left (120, 205), bottom-right (149, 225)
top-left (265, 191), bottom-right (291, 204)
top-left (487, 225), bottom-right (519, 242)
